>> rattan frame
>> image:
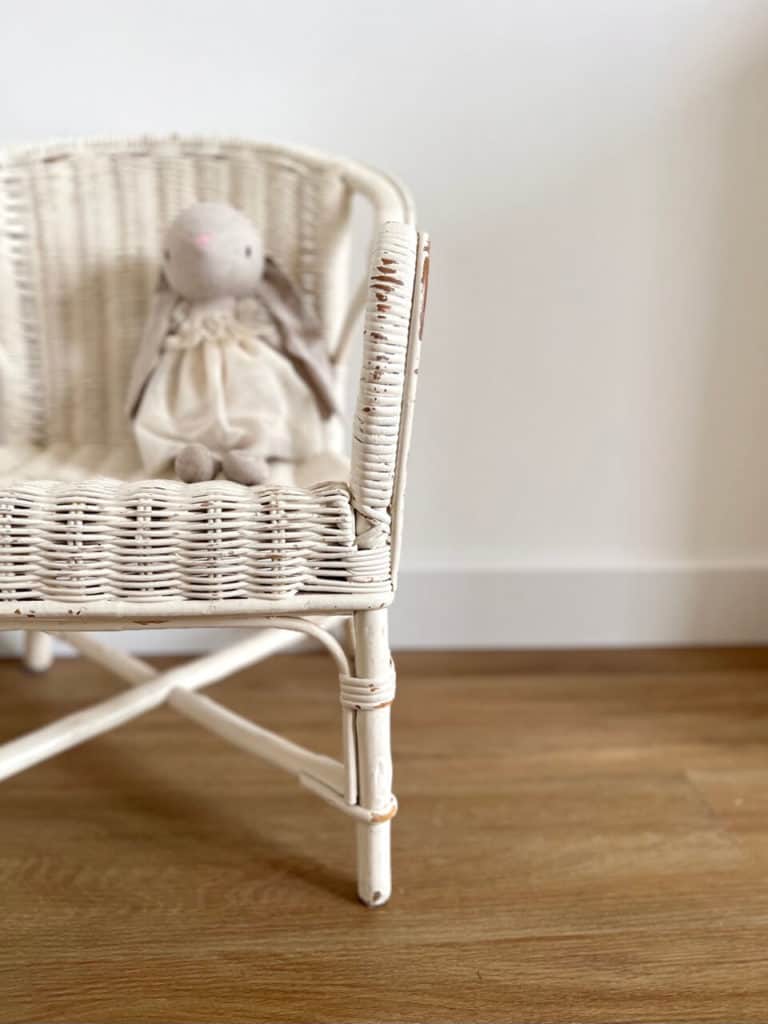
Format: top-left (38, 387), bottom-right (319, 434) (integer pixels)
top-left (0, 136), bottom-right (429, 907)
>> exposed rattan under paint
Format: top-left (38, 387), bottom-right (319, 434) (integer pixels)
top-left (0, 136), bottom-right (421, 606)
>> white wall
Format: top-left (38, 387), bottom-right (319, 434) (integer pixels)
top-left (3, 0), bottom-right (768, 647)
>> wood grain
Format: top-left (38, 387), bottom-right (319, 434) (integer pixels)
top-left (2, 647), bottom-right (768, 1022)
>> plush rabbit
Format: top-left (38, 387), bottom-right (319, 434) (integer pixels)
top-left (126, 202), bottom-right (338, 485)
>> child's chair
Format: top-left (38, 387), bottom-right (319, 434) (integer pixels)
top-left (0, 136), bottom-right (429, 906)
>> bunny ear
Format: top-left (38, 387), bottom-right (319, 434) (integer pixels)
top-left (261, 256), bottom-right (307, 319)
top-left (259, 257), bottom-right (339, 420)
top-left (125, 270), bottom-right (177, 419)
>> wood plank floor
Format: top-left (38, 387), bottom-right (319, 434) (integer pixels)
top-left (3, 648), bottom-right (768, 1022)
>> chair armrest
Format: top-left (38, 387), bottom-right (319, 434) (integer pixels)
top-left (349, 222), bottom-right (430, 587)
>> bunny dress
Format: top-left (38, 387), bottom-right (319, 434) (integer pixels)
top-left (133, 295), bottom-right (325, 477)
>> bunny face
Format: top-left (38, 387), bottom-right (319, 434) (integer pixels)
top-left (162, 202), bottom-right (265, 301)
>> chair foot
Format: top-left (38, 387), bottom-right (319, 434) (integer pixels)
top-left (356, 820), bottom-right (391, 906)
top-left (23, 632), bottom-right (54, 674)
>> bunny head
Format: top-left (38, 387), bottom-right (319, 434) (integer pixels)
top-left (161, 202), bottom-right (265, 301)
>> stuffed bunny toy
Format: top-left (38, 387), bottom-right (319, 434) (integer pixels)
top-left (126, 202), bottom-right (338, 485)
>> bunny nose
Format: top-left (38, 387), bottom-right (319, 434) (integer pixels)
top-left (193, 233), bottom-right (211, 250)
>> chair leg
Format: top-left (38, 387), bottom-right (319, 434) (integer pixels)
top-left (23, 631), bottom-right (54, 674)
top-left (352, 608), bottom-right (394, 907)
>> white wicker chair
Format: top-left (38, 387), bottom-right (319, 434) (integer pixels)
top-left (0, 136), bottom-right (429, 906)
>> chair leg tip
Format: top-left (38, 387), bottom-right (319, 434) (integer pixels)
top-left (23, 663), bottom-right (51, 675)
top-left (359, 891), bottom-right (388, 908)
top-left (23, 633), bottom-right (54, 674)
top-left (357, 882), bottom-right (391, 907)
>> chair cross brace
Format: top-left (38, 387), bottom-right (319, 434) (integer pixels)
top-left (0, 620), bottom-right (398, 830)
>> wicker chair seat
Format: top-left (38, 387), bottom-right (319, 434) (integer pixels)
top-left (0, 444), bottom-right (384, 603)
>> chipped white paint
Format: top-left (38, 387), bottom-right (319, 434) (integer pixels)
top-left (0, 136), bottom-right (428, 906)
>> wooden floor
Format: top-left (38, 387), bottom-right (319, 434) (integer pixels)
top-left (3, 648), bottom-right (768, 1022)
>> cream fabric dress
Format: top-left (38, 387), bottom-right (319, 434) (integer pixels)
top-left (133, 296), bottom-right (325, 476)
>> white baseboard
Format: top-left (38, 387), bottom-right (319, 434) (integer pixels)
top-left (391, 565), bottom-right (768, 648)
top-left (1, 565), bottom-right (768, 657)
